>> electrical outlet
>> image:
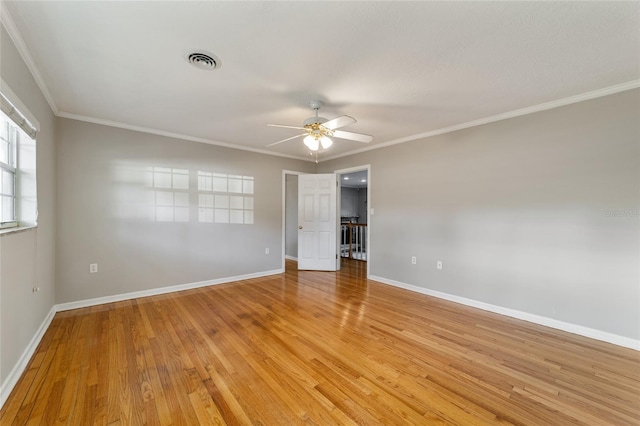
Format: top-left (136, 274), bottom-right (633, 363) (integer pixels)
top-left (265, 248), bottom-right (270, 255)
top-left (90, 263), bottom-right (98, 273)
top-left (411, 256), bottom-right (416, 265)
top-left (437, 260), bottom-right (443, 270)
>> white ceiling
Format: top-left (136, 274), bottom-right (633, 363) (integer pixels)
top-left (2, 1), bottom-right (638, 162)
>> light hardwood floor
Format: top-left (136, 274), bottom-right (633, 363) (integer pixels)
top-left (2, 259), bottom-right (639, 425)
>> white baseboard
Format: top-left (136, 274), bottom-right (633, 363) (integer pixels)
top-left (0, 306), bottom-right (56, 409)
top-left (0, 268), bottom-right (283, 410)
top-left (369, 275), bottom-right (640, 351)
top-left (285, 255), bottom-right (298, 261)
top-left (56, 269), bottom-right (284, 312)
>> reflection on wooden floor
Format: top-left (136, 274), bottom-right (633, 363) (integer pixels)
top-left (1, 258), bottom-right (639, 424)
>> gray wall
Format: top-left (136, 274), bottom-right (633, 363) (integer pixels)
top-left (357, 188), bottom-right (367, 224)
top-left (285, 174), bottom-right (298, 258)
top-left (342, 186), bottom-right (368, 223)
top-left (321, 89), bottom-right (640, 341)
top-left (55, 119), bottom-right (313, 303)
top-left (341, 187), bottom-right (359, 219)
top-left (0, 25), bottom-right (57, 383)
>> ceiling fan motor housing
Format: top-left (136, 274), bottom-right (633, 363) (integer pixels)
top-left (303, 116), bottom-right (328, 126)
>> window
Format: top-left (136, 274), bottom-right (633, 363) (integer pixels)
top-left (0, 90), bottom-right (38, 230)
top-left (0, 115), bottom-right (17, 226)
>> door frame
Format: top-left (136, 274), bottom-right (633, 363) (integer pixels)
top-left (281, 165), bottom-right (371, 276)
top-left (281, 169), bottom-right (307, 272)
top-left (334, 164), bottom-right (371, 278)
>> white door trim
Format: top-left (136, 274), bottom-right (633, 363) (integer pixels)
top-left (281, 170), bottom-right (307, 271)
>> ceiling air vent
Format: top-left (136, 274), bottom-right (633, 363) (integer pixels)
top-left (186, 51), bottom-right (220, 70)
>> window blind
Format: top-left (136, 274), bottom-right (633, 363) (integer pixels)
top-left (0, 92), bottom-right (37, 139)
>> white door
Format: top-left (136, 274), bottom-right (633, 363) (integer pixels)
top-left (298, 173), bottom-right (338, 271)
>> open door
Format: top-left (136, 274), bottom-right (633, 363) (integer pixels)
top-left (298, 173), bottom-right (338, 271)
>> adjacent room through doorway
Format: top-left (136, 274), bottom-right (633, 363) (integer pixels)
top-left (337, 168), bottom-right (369, 265)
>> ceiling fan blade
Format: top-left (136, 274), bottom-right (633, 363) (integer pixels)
top-left (332, 130), bottom-right (373, 143)
top-left (266, 133), bottom-right (306, 147)
top-left (323, 115), bottom-right (357, 130)
top-left (267, 124), bottom-right (306, 130)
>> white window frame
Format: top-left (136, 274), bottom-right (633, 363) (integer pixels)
top-left (0, 80), bottom-right (39, 232)
top-left (0, 118), bottom-right (18, 228)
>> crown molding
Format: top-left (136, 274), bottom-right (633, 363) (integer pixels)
top-left (320, 80), bottom-right (640, 162)
top-left (57, 111), bottom-right (314, 162)
top-left (60, 79), bottom-right (640, 165)
top-left (0, 4), bottom-right (59, 115)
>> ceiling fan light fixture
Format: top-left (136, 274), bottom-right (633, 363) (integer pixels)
top-left (266, 100), bottom-right (373, 151)
top-left (320, 136), bottom-right (333, 149)
top-left (303, 135), bottom-right (319, 151)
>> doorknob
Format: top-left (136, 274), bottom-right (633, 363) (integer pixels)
top-left (298, 225), bottom-right (303, 229)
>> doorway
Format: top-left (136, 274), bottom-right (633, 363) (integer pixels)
top-left (282, 170), bottom-right (303, 271)
top-left (335, 165), bottom-right (371, 277)
top-left (281, 166), bottom-right (371, 277)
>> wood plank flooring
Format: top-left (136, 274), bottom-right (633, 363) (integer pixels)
top-left (2, 259), bottom-right (639, 425)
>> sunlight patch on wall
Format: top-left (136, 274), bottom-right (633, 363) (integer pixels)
top-left (111, 163), bottom-right (255, 225)
top-left (147, 167), bottom-right (190, 222)
top-left (197, 171), bottom-right (254, 224)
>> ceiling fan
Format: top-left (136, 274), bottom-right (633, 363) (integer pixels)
top-left (267, 100), bottom-right (373, 151)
